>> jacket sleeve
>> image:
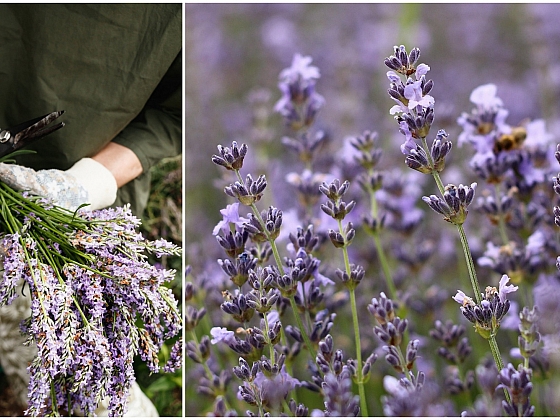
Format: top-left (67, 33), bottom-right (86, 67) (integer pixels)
top-left (112, 51), bottom-right (182, 173)
top-left (110, 51), bottom-right (182, 216)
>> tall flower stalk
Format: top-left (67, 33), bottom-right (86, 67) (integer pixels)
top-left (319, 178), bottom-right (369, 416)
top-left (384, 45), bottom-right (514, 404)
top-left (350, 131), bottom-right (398, 301)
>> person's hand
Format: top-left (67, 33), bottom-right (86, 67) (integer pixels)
top-left (0, 158), bottom-right (118, 211)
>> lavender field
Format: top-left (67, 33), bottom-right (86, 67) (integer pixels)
top-left (185, 4), bottom-right (560, 416)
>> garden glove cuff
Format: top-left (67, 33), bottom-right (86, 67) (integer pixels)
top-left (0, 158), bottom-right (117, 211)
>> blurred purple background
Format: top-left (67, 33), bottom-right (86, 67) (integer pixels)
top-left (186, 2), bottom-right (560, 265)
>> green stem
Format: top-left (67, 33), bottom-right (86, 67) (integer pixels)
top-left (423, 151), bottom-right (512, 408)
top-left (366, 179), bottom-right (398, 300)
top-left (395, 344), bottom-right (412, 382)
top-left (349, 288), bottom-right (368, 417)
top-left (50, 382), bottom-right (59, 416)
top-left (287, 295), bottom-right (317, 362)
top-left (431, 170), bottom-right (446, 196)
top-left (372, 233), bottom-right (398, 300)
top-left (338, 219), bottom-right (368, 417)
top-left (456, 225), bottom-right (483, 305)
top-left (489, 334), bottom-right (512, 404)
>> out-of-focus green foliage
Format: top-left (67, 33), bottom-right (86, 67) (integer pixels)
top-left (137, 154), bottom-right (183, 417)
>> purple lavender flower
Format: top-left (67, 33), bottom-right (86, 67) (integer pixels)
top-left (497, 363), bottom-right (535, 416)
top-left (252, 365), bottom-right (300, 408)
top-left (498, 273), bottom-right (518, 303)
top-left (0, 233), bottom-right (25, 305)
top-left (320, 369), bottom-right (360, 417)
top-left (212, 202), bottom-right (250, 236)
top-left (422, 183), bottom-right (477, 225)
top-left (453, 275), bottom-right (517, 338)
top-left (210, 327), bottom-right (237, 346)
top-left (385, 46), bottom-right (435, 144)
top-left (274, 53), bottom-right (325, 130)
top-left (0, 200), bottom-right (182, 416)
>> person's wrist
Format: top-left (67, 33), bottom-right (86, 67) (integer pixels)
top-left (92, 143), bottom-right (143, 188)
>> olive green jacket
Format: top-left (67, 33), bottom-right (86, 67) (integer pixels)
top-left (0, 4), bottom-right (182, 216)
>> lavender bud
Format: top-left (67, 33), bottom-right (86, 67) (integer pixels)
top-left (239, 385), bottom-right (258, 406)
top-left (319, 179), bottom-right (350, 201)
top-left (233, 358), bottom-right (253, 381)
top-left (212, 141), bottom-right (248, 171)
top-left (328, 229), bottom-right (346, 248)
top-left (289, 224), bottom-right (320, 253)
top-left (225, 174), bottom-right (267, 205)
top-left (186, 282), bottom-right (194, 301)
top-left (406, 339), bottom-right (420, 369)
top-left (216, 230), bottom-right (249, 258)
top-left (288, 399), bottom-right (309, 417)
top-left (186, 306), bottom-right (206, 331)
top-left (285, 325), bottom-right (304, 343)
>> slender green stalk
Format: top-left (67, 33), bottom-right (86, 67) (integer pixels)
top-left (489, 334), bottom-right (512, 404)
top-left (372, 233), bottom-right (398, 300)
top-left (50, 383), bottom-right (59, 416)
top-left (421, 139), bottom-right (511, 405)
top-left (456, 225), bottom-right (483, 305)
top-left (349, 288), bottom-right (368, 417)
top-left (338, 219), bottom-right (368, 417)
top-left (395, 344), bottom-right (412, 382)
top-left (365, 178), bottom-right (398, 300)
top-left (287, 295), bottom-right (317, 362)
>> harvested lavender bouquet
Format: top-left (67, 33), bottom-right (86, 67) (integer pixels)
top-left (0, 159), bottom-right (182, 416)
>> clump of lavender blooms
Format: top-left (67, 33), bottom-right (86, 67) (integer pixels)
top-left (0, 181), bottom-right (182, 417)
top-left (187, 44), bottom-right (560, 417)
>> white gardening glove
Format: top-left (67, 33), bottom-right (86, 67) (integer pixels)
top-left (0, 158), bottom-right (118, 211)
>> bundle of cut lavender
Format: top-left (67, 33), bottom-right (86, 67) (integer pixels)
top-left (0, 154), bottom-right (182, 416)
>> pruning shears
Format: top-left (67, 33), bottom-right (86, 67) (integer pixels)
top-left (0, 110), bottom-right (65, 159)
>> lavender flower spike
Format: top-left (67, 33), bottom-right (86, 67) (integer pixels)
top-left (422, 183), bottom-right (477, 225)
top-left (452, 275), bottom-right (516, 338)
top-left (274, 53), bottom-right (325, 130)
